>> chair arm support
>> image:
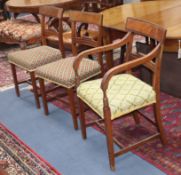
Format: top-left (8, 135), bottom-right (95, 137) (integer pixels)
top-left (73, 32), bottom-right (132, 75)
top-left (101, 43), bottom-right (161, 92)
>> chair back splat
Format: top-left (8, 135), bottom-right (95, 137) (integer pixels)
top-left (76, 17), bottom-right (167, 171)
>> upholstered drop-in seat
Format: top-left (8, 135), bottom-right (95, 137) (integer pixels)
top-left (36, 57), bottom-right (101, 88)
top-left (0, 19), bottom-right (41, 41)
top-left (8, 46), bottom-right (62, 71)
top-left (77, 74), bottom-right (156, 120)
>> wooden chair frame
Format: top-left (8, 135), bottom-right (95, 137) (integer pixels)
top-left (10, 6), bottom-right (65, 109)
top-left (38, 11), bottom-right (104, 130)
top-left (75, 17), bottom-right (167, 170)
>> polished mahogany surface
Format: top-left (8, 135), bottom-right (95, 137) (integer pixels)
top-left (102, 0), bottom-right (181, 39)
top-left (6, 0), bottom-right (77, 7)
top-left (6, 0), bottom-right (80, 13)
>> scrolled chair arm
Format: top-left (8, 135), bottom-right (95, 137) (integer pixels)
top-left (101, 43), bottom-right (162, 92)
top-left (73, 31), bottom-right (132, 81)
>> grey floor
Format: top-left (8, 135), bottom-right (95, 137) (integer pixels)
top-left (0, 86), bottom-right (166, 175)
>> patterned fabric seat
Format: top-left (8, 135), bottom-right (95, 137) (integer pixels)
top-left (0, 19), bottom-right (70, 49)
top-left (8, 7), bottom-right (66, 110)
top-left (77, 74), bottom-right (156, 120)
top-left (0, 19), bottom-right (41, 41)
top-left (8, 46), bottom-right (62, 71)
top-left (36, 57), bottom-right (101, 88)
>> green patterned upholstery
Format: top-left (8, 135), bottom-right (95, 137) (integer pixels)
top-left (36, 57), bottom-right (101, 88)
top-left (77, 74), bottom-right (156, 120)
top-left (8, 46), bottom-right (62, 71)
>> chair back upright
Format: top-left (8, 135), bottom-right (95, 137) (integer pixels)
top-left (39, 6), bottom-right (65, 58)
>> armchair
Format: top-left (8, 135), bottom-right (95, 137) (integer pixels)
top-left (76, 17), bottom-right (167, 170)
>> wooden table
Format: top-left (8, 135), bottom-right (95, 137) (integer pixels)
top-left (5, 0), bottom-right (81, 21)
top-left (102, 0), bottom-right (181, 97)
top-left (6, 0), bottom-right (81, 22)
top-left (102, 0), bottom-right (181, 40)
top-left (6, 0), bottom-right (81, 13)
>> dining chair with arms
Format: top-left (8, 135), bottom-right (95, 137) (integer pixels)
top-left (35, 11), bottom-right (104, 130)
top-left (76, 17), bottom-right (167, 170)
top-left (8, 6), bottom-right (65, 109)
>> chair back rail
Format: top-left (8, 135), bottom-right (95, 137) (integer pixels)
top-left (126, 18), bottom-right (166, 42)
top-left (69, 10), bottom-right (103, 25)
top-left (39, 6), bottom-right (63, 18)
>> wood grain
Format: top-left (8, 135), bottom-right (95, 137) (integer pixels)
top-left (102, 1), bottom-right (181, 40)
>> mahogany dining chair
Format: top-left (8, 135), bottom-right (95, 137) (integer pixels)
top-left (76, 17), bottom-right (167, 170)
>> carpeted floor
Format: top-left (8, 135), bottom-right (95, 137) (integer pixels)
top-left (0, 43), bottom-right (29, 87)
top-left (0, 3), bottom-right (180, 173)
top-left (0, 87), bottom-right (166, 175)
top-left (0, 39), bottom-right (180, 175)
top-left (0, 123), bottom-right (61, 175)
top-left (52, 91), bottom-right (181, 175)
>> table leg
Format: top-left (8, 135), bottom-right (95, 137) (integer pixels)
top-left (103, 28), bottom-right (114, 69)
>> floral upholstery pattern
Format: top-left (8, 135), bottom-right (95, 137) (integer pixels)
top-left (8, 46), bottom-right (62, 71)
top-left (0, 19), bottom-right (41, 41)
top-left (36, 57), bottom-right (101, 88)
top-left (77, 74), bottom-right (156, 120)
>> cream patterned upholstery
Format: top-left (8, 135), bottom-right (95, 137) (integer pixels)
top-left (36, 57), bottom-right (101, 88)
top-left (77, 74), bottom-right (156, 120)
top-left (8, 46), bottom-right (62, 71)
top-left (0, 19), bottom-right (41, 41)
